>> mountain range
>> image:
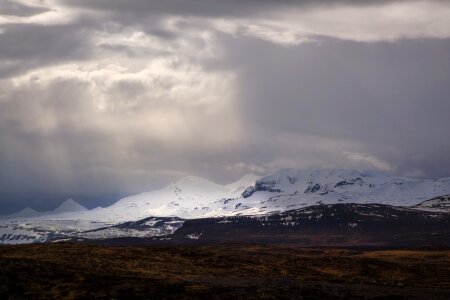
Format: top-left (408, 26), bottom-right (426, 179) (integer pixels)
top-left (7, 198), bottom-right (88, 219)
top-left (1, 168), bottom-right (450, 245)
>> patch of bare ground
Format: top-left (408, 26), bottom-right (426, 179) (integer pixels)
top-left (0, 244), bottom-right (449, 299)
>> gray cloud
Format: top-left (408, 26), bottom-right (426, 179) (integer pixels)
top-left (0, 0), bottom-right (450, 213)
top-left (62, 0), bottom-right (443, 18)
top-left (218, 35), bottom-right (450, 177)
top-left (0, 21), bottom-right (97, 78)
top-left (0, 0), bottom-right (48, 17)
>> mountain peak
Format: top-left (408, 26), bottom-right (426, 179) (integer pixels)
top-left (176, 175), bottom-right (213, 185)
top-left (237, 173), bottom-right (260, 182)
top-left (6, 207), bottom-right (40, 219)
top-left (172, 175), bottom-right (225, 190)
top-left (53, 199), bottom-right (88, 214)
top-left (225, 173), bottom-right (261, 193)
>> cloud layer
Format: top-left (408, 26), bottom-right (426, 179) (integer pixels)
top-left (1, 0), bottom-right (450, 212)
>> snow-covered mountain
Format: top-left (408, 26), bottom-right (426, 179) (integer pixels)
top-left (87, 168), bottom-right (450, 221)
top-left (52, 198), bottom-right (88, 214)
top-left (5, 198), bottom-right (88, 219)
top-left (0, 175), bottom-right (260, 244)
top-left (7, 169), bottom-right (450, 222)
top-left (7, 207), bottom-right (41, 219)
top-left (2, 169), bottom-right (450, 244)
top-left (230, 169), bottom-right (450, 215)
top-left (225, 173), bottom-right (260, 194)
top-left (64, 175), bottom-right (257, 222)
top-left (413, 195), bottom-right (450, 212)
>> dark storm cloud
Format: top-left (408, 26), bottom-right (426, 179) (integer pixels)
top-left (0, 0), bottom-right (450, 213)
top-left (0, 24), bottom-right (87, 60)
top-left (62, 0), bottom-right (441, 18)
top-left (217, 35), bottom-right (450, 177)
top-left (0, 23), bottom-right (93, 78)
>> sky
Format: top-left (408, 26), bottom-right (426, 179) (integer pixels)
top-left (1, 0), bottom-right (450, 213)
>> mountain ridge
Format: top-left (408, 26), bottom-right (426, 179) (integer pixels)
top-left (80, 168), bottom-right (450, 221)
top-left (2, 168), bottom-right (450, 245)
top-left (6, 169), bottom-right (450, 222)
top-left (5, 198), bottom-right (87, 219)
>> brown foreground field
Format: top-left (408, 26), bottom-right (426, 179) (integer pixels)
top-left (0, 244), bottom-right (450, 299)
